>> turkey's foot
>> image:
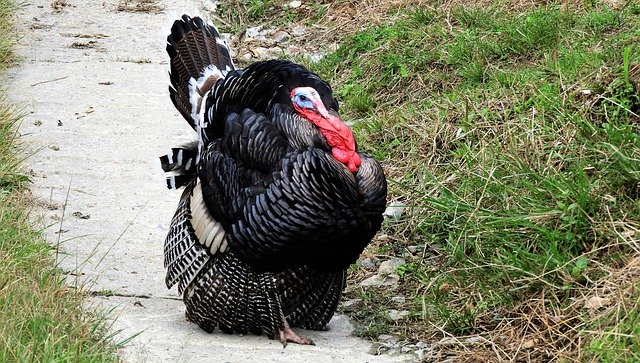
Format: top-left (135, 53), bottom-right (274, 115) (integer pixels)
top-left (278, 327), bottom-right (315, 347)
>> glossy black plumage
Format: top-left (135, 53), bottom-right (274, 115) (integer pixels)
top-left (162, 15), bottom-right (387, 343)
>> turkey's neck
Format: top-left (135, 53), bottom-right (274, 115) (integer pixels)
top-left (302, 111), bottom-right (361, 173)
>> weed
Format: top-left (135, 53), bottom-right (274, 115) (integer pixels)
top-left (211, 0), bottom-right (640, 359)
top-left (309, 1), bottom-right (640, 360)
top-left (0, 0), bottom-right (118, 360)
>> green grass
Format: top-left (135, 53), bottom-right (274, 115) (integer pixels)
top-left (587, 273), bottom-right (640, 362)
top-left (0, 1), bottom-right (118, 361)
top-left (302, 1), bottom-right (640, 360)
top-left (214, 0), bottom-right (331, 33)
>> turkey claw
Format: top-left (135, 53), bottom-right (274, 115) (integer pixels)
top-left (279, 327), bottom-right (315, 347)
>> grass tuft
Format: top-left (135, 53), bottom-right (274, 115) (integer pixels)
top-left (304, 1), bottom-right (640, 360)
top-left (0, 0), bottom-right (118, 361)
top-left (209, 0), bottom-right (638, 359)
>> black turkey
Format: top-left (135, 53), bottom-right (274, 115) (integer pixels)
top-left (160, 15), bottom-right (387, 346)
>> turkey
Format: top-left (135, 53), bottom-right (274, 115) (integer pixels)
top-left (160, 15), bottom-right (387, 346)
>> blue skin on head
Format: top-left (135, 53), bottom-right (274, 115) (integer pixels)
top-left (290, 86), bottom-right (330, 119)
top-left (292, 91), bottom-right (316, 111)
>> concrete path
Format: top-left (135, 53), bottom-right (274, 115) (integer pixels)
top-left (6, 0), bottom-right (413, 362)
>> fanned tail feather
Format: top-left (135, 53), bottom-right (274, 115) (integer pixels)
top-left (277, 267), bottom-right (346, 330)
top-left (167, 14), bottom-right (235, 130)
top-left (166, 183), bottom-right (289, 337)
top-left (181, 252), bottom-right (345, 337)
top-left (184, 252), bottom-right (287, 338)
top-left (164, 181), bottom-right (211, 290)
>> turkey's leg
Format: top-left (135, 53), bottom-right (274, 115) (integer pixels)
top-left (279, 323), bottom-right (315, 347)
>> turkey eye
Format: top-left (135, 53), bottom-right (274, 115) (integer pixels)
top-left (298, 95), bottom-right (307, 102)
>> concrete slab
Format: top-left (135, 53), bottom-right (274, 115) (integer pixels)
top-left (5, 0), bottom-right (414, 361)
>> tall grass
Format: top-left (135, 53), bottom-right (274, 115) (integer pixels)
top-left (307, 2), bottom-right (640, 360)
top-left (0, 0), bottom-right (117, 361)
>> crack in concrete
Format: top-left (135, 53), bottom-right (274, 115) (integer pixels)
top-left (89, 291), bottom-right (183, 301)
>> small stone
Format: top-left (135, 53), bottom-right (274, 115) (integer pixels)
top-left (383, 202), bottom-right (406, 219)
top-left (401, 346), bottom-right (412, 354)
top-left (308, 51), bottom-right (325, 63)
top-left (415, 348), bottom-right (429, 359)
top-left (72, 211), bottom-right (91, 219)
top-left (522, 339), bottom-right (536, 349)
top-left (57, 120), bottom-right (63, 126)
top-left (241, 53), bottom-right (252, 62)
top-left (251, 46), bottom-right (282, 60)
top-left (391, 296), bottom-right (405, 304)
top-left (465, 336), bottom-right (483, 345)
top-left (359, 273), bottom-right (399, 288)
top-left (368, 342), bottom-right (384, 355)
top-left (286, 45), bottom-right (301, 57)
top-left (386, 347), bottom-right (402, 356)
top-left (585, 296), bottom-right (610, 310)
top-left (291, 26), bottom-right (306, 36)
top-left (360, 257), bottom-right (376, 270)
top-left (415, 341), bottom-right (428, 349)
top-left (289, 0), bottom-right (302, 8)
top-left (245, 26), bottom-right (263, 39)
top-left (438, 282), bottom-right (450, 294)
top-left (272, 30), bottom-right (290, 44)
top-left (378, 258), bottom-right (405, 275)
top-left (388, 309), bottom-right (409, 321)
top-left (341, 298), bottom-right (362, 312)
top-left (253, 46), bottom-right (270, 57)
top-left (407, 245), bottom-right (418, 254)
top-left (378, 334), bottom-right (397, 347)
top-left (359, 275), bottom-right (381, 287)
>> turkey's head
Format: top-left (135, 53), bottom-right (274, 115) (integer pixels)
top-left (291, 87), bottom-right (361, 173)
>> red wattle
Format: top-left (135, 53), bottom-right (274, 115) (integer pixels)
top-left (332, 148), bottom-right (349, 163)
top-left (333, 148), bottom-right (361, 173)
top-left (293, 96), bottom-right (360, 173)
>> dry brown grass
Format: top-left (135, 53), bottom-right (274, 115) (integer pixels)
top-left (50, 0), bottom-right (69, 13)
top-left (290, 0), bottom-right (632, 47)
top-left (116, 0), bottom-right (164, 14)
top-left (306, 2), bottom-right (640, 361)
top-left (350, 245), bottom-right (640, 362)
top-left (319, 0), bottom-right (425, 37)
top-left (211, 1), bottom-right (640, 360)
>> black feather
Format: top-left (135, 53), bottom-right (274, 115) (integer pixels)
top-left (167, 15), bottom-right (234, 129)
top-left (160, 15), bottom-right (387, 344)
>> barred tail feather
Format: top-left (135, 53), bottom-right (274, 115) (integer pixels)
top-left (180, 254), bottom-right (346, 337)
top-left (278, 267), bottom-right (346, 330)
top-left (167, 14), bottom-right (235, 129)
top-left (160, 146), bottom-right (197, 172)
top-left (160, 143), bottom-right (198, 190)
top-left (184, 252), bottom-right (287, 338)
top-left (164, 182), bottom-right (211, 290)
top-left (166, 175), bottom-right (193, 190)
